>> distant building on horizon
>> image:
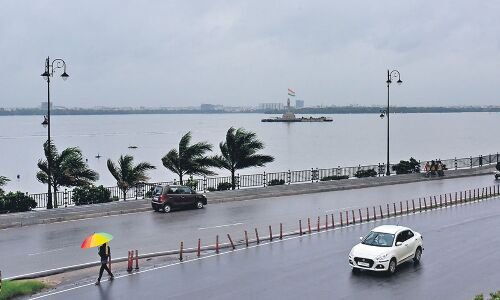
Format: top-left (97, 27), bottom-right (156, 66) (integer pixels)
top-left (295, 100), bottom-right (304, 109)
top-left (200, 104), bottom-right (224, 111)
top-left (259, 103), bottom-right (284, 110)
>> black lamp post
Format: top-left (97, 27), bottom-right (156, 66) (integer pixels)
top-left (41, 57), bottom-right (69, 209)
top-left (379, 69), bottom-right (402, 176)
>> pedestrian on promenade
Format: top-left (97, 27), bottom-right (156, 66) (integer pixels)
top-left (479, 156), bottom-right (483, 167)
top-left (424, 161), bottom-right (430, 177)
top-left (430, 160), bottom-right (436, 176)
top-left (95, 242), bottom-right (114, 285)
top-left (437, 160), bottom-right (444, 177)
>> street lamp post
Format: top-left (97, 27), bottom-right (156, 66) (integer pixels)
top-left (41, 57), bottom-right (69, 209)
top-left (379, 69), bottom-right (402, 176)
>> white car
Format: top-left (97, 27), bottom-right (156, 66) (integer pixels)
top-left (348, 225), bottom-right (423, 274)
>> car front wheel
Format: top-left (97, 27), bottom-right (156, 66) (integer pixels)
top-left (387, 259), bottom-right (397, 275)
top-left (413, 247), bottom-right (422, 264)
top-left (163, 204), bottom-right (172, 213)
top-left (196, 201), bottom-right (204, 209)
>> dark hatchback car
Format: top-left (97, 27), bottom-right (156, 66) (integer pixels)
top-left (151, 185), bottom-right (207, 213)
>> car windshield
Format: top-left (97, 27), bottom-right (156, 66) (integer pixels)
top-left (362, 231), bottom-right (395, 247)
top-left (153, 186), bottom-right (163, 196)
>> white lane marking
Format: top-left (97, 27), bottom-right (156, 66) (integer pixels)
top-left (0, 211), bottom-right (149, 231)
top-left (325, 206), bottom-right (356, 213)
top-left (198, 222), bottom-right (243, 230)
top-left (30, 196), bottom-right (500, 299)
top-left (28, 247), bottom-right (67, 256)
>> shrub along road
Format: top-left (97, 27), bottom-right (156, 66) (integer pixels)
top-left (0, 172), bottom-right (497, 279)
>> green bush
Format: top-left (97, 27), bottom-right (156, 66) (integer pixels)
top-left (474, 291), bottom-right (500, 300)
top-left (0, 192), bottom-right (37, 213)
top-left (354, 169), bottom-right (378, 178)
top-left (207, 187), bottom-right (217, 192)
top-left (320, 175), bottom-right (349, 181)
top-left (216, 182), bottom-right (232, 191)
top-left (185, 176), bottom-right (198, 190)
top-left (392, 157), bottom-right (421, 174)
top-left (268, 179), bottom-right (285, 186)
top-left (72, 185), bottom-right (111, 206)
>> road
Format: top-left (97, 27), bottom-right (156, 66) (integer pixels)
top-left (1, 174), bottom-right (497, 278)
top-left (35, 191), bottom-right (500, 300)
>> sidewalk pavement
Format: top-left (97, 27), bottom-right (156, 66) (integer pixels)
top-left (0, 166), bottom-right (495, 230)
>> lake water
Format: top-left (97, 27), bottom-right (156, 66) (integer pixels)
top-left (0, 112), bottom-right (498, 193)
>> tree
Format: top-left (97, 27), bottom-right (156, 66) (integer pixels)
top-left (107, 155), bottom-right (155, 200)
top-left (161, 132), bottom-right (218, 185)
top-left (0, 175), bottom-right (9, 196)
top-left (37, 140), bottom-right (99, 208)
top-left (214, 127), bottom-right (274, 190)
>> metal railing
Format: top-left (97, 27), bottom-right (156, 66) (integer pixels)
top-left (25, 153), bottom-right (499, 209)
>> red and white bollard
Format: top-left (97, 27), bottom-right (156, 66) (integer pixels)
top-left (197, 238), bottom-right (201, 257)
top-left (135, 250), bottom-right (139, 270)
top-left (227, 234), bottom-right (235, 250)
top-left (179, 242), bottom-right (183, 261)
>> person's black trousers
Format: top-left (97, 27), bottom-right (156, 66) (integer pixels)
top-left (98, 263), bottom-right (112, 281)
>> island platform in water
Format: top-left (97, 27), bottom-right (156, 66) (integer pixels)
top-left (261, 111), bottom-right (332, 122)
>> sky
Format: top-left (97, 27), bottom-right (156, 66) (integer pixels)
top-left (0, 0), bottom-right (499, 108)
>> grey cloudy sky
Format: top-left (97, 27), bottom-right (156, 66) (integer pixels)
top-left (1, 0), bottom-right (499, 108)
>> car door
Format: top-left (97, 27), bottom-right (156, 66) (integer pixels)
top-left (404, 230), bottom-right (417, 255)
top-left (399, 230), bottom-right (414, 261)
top-left (166, 186), bottom-right (181, 206)
top-left (178, 187), bottom-right (193, 206)
top-left (393, 231), bottom-right (408, 263)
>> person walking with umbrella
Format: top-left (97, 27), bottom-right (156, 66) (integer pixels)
top-left (80, 232), bottom-right (115, 286)
top-left (96, 242), bottom-right (114, 285)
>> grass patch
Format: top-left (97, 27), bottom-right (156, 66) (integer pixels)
top-left (0, 280), bottom-right (47, 300)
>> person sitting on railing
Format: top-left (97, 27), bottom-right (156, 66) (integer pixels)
top-left (430, 160), bottom-right (436, 176)
top-left (437, 161), bottom-right (444, 177)
top-left (424, 161), bottom-right (431, 177)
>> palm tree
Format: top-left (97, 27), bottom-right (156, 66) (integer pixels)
top-left (161, 132), bottom-right (218, 185)
top-left (37, 140), bottom-right (99, 208)
top-left (214, 127), bottom-right (274, 189)
top-left (0, 176), bottom-right (8, 187)
top-left (107, 155), bottom-right (155, 200)
top-left (0, 176), bottom-right (9, 195)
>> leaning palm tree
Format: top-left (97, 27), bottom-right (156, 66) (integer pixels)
top-left (0, 176), bottom-right (8, 187)
top-left (107, 155), bottom-right (155, 200)
top-left (37, 140), bottom-right (99, 209)
top-left (0, 175), bottom-right (9, 194)
top-left (214, 127), bottom-right (274, 189)
top-left (161, 132), bottom-right (218, 185)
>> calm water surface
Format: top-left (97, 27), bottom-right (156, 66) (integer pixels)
top-left (0, 113), bottom-right (498, 192)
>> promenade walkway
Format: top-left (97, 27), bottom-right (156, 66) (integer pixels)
top-left (0, 166), bottom-right (494, 229)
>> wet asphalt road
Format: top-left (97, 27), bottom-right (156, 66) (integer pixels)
top-left (36, 190), bottom-right (500, 300)
top-left (1, 174), bottom-right (497, 278)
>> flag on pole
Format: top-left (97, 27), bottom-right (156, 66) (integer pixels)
top-left (288, 88), bottom-right (295, 97)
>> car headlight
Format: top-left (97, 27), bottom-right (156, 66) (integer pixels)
top-left (348, 251), bottom-right (354, 258)
top-left (375, 253), bottom-right (390, 261)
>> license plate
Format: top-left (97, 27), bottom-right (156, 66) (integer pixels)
top-left (358, 262), bottom-right (369, 267)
